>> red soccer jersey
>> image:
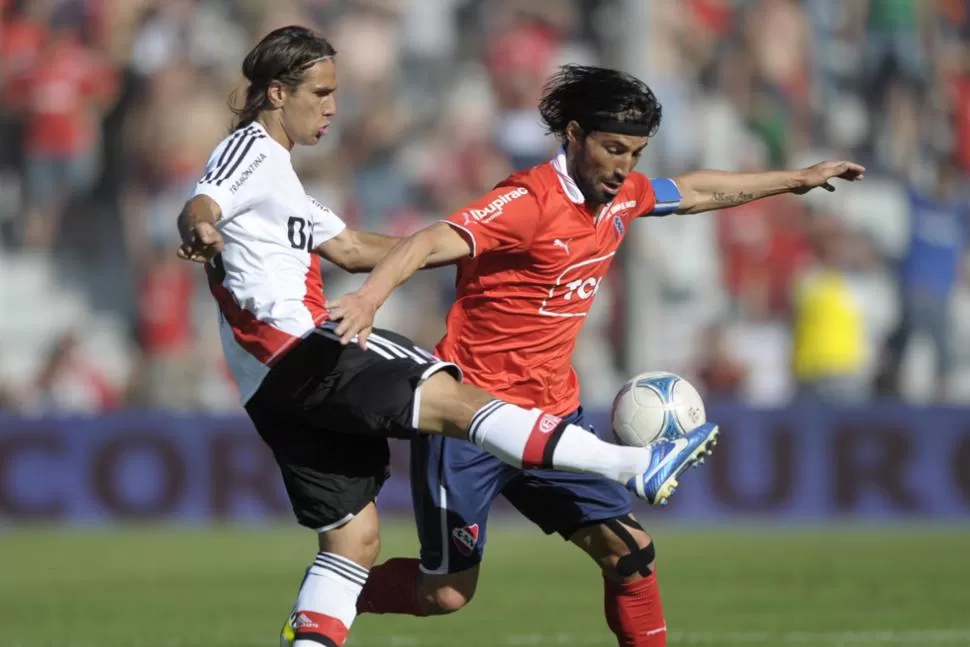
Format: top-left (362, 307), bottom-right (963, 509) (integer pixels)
top-left (435, 152), bottom-right (679, 416)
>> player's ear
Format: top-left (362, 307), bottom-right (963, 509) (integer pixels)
top-left (266, 81), bottom-right (286, 110)
top-left (565, 121), bottom-right (585, 147)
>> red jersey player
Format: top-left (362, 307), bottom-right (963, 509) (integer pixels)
top-left (331, 65), bottom-right (863, 646)
top-left (178, 35), bottom-right (726, 647)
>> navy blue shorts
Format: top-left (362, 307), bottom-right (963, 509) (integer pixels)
top-left (411, 407), bottom-right (632, 575)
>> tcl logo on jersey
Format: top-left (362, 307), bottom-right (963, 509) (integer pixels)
top-left (463, 187), bottom-right (528, 224)
top-left (539, 253), bottom-right (615, 317)
top-left (564, 277), bottom-right (600, 301)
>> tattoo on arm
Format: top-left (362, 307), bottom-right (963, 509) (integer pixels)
top-left (712, 191), bottom-right (756, 204)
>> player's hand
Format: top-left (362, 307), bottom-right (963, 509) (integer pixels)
top-left (327, 291), bottom-right (379, 348)
top-left (177, 221), bottom-right (224, 263)
top-left (793, 161), bottom-right (866, 194)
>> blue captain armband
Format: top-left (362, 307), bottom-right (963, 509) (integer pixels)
top-left (646, 178), bottom-right (682, 216)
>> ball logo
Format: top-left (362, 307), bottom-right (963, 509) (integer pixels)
top-left (539, 414), bottom-right (561, 434)
top-left (688, 406), bottom-right (702, 425)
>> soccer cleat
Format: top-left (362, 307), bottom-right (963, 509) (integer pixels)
top-left (627, 422), bottom-right (719, 505)
top-left (280, 613), bottom-right (296, 647)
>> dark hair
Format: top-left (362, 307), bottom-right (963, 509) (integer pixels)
top-left (231, 26), bottom-right (337, 130)
top-left (538, 65), bottom-right (662, 141)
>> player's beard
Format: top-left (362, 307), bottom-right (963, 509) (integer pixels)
top-left (570, 165), bottom-right (602, 206)
top-left (570, 147), bottom-right (611, 207)
top-left (579, 175), bottom-right (610, 207)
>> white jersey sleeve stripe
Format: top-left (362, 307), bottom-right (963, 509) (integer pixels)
top-left (213, 133), bottom-right (267, 186)
top-left (203, 130), bottom-right (266, 187)
top-left (201, 127), bottom-right (250, 183)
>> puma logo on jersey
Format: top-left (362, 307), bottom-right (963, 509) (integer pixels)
top-left (553, 239), bottom-right (570, 255)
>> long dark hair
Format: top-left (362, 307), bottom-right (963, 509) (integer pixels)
top-left (538, 65), bottom-right (662, 141)
top-left (231, 26), bottom-right (336, 130)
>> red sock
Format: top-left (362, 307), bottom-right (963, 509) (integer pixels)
top-left (604, 573), bottom-right (667, 647)
top-left (356, 558), bottom-right (426, 616)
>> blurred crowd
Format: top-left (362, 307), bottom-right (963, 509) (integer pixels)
top-left (0, 0), bottom-right (968, 415)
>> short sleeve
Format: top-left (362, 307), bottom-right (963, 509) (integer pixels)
top-left (192, 136), bottom-right (244, 217)
top-left (307, 194), bottom-right (347, 245)
top-left (192, 156), bottom-right (235, 219)
top-left (440, 186), bottom-right (540, 257)
top-left (192, 128), bottom-right (268, 218)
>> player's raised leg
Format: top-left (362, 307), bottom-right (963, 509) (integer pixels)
top-left (414, 371), bottom-right (718, 505)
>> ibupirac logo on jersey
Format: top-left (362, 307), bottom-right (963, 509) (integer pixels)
top-left (463, 187), bottom-right (528, 224)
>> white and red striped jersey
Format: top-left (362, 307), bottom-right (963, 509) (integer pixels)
top-left (192, 122), bottom-right (345, 403)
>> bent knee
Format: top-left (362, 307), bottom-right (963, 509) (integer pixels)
top-left (602, 527), bottom-right (655, 583)
top-left (418, 571), bottom-right (478, 615)
top-left (356, 527), bottom-right (382, 565)
top-left (574, 516), bottom-right (656, 583)
top-left (426, 585), bottom-right (473, 615)
top-left (317, 505), bottom-right (382, 567)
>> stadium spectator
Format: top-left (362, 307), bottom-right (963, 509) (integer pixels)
top-left (877, 160), bottom-right (969, 402)
top-left (791, 213), bottom-right (870, 404)
top-left (0, 0), bottom-right (967, 408)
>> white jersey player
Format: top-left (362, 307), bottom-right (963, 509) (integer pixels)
top-left (175, 25), bottom-right (718, 647)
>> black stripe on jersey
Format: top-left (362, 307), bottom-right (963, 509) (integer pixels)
top-left (206, 129), bottom-right (260, 185)
top-left (213, 132), bottom-right (266, 186)
top-left (201, 127), bottom-right (264, 186)
top-left (200, 127), bottom-right (253, 183)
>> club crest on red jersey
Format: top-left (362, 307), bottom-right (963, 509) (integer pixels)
top-left (613, 215), bottom-right (625, 237)
top-left (451, 523), bottom-right (480, 556)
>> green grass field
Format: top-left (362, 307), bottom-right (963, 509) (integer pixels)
top-left (1, 521), bottom-right (968, 647)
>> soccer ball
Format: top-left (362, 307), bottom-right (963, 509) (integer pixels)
top-left (610, 371), bottom-right (707, 447)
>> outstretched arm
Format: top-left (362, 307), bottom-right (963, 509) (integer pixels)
top-left (327, 223), bottom-right (473, 346)
top-left (315, 230), bottom-right (400, 273)
top-left (316, 229), bottom-right (464, 273)
top-left (328, 185), bottom-right (540, 347)
top-left (673, 161), bottom-right (865, 215)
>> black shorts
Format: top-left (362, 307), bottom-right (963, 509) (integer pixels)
top-left (245, 322), bottom-right (461, 531)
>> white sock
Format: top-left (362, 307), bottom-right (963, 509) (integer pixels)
top-left (290, 552), bottom-right (368, 647)
top-left (467, 400), bottom-right (652, 485)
